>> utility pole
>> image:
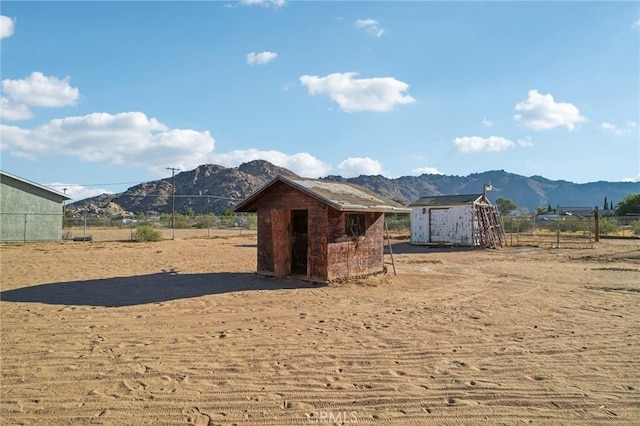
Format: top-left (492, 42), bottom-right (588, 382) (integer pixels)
top-left (62, 188), bottom-right (68, 229)
top-left (166, 167), bottom-right (180, 240)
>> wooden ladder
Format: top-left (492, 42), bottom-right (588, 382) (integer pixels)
top-left (476, 205), bottom-right (506, 248)
top-left (384, 218), bottom-right (397, 275)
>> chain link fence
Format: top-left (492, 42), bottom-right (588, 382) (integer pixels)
top-left (58, 212), bottom-right (258, 242)
top-left (502, 213), bottom-right (640, 248)
top-left (2, 212), bottom-right (412, 243)
top-left (384, 213), bottom-right (411, 234)
top-left (4, 210), bottom-right (636, 246)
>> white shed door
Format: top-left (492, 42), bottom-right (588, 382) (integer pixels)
top-left (430, 208), bottom-right (450, 243)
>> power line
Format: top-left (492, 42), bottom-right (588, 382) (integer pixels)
top-left (111, 194), bottom-right (240, 200)
top-left (48, 181), bottom-right (146, 187)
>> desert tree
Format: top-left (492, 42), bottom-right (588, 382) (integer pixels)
top-left (496, 197), bottom-right (517, 216)
top-left (614, 193), bottom-right (640, 216)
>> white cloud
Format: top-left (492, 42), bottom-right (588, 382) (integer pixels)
top-left (599, 122), bottom-right (623, 136)
top-left (337, 157), bottom-right (384, 177)
top-left (517, 137), bottom-right (534, 148)
top-left (246, 51), bottom-right (278, 66)
top-left (412, 166), bottom-right (444, 176)
top-left (0, 112), bottom-right (215, 173)
top-left (622, 174), bottom-right (640, 183)
top-left (0, 97), bottom-right (33, 121)
top-left (0, 15), bottom-right (15, 39)
top-left (599, 121), bottom-right (636, 136)
top-left (2, 72), bottom-right (80, 107)
top-left (300, 72), bottom-right (415, 112)
top-left (211, 149), bottom-right (331, 178)
top-left (514, 89), bottom-right (586, 130)
top-left (632, 19), bottom-right (640, 29)
top-left (482, 117), bottom-right (493, 128)
top-left (240, 0), bottom-right (286, 8)
top-left (452, 136), bottom-right (515, 154)
top-left (45, 183), bottom-right (113, 202)
top-left (355, 18), bottom-right (385, 37)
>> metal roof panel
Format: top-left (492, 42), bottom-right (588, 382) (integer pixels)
top-left (233, 176), bottom-right (410, 213)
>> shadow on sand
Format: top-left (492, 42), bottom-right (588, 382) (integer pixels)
top-left (386, 240), bottom-right (479, 255)
top-left (0, 271), bottom-right (320, 308)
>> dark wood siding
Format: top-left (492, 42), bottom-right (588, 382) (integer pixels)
top-left (307, 204), bottom-right (328, 281)
top-left (250, 181), bottom-right (386, 282)
top-left (271, 209), bottom-right (291, 278)
top-left (326, 211), bottom-right (384, 281)
top-left (253, 182), bottom-right (329, 280)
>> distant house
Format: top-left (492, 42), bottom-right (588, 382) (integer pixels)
top-left (233, 175), bottom-right (410, 283)
top-left (536, 207), bottom-right (601, 223)
top-left (1, 171), bottom-right (71, 242)
top-left (409, 193), bottom-right (500, 247)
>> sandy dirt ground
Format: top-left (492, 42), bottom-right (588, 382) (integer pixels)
top-left (1, 230), bottom-right (639, 425)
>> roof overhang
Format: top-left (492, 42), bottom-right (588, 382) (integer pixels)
top-left (1, 170), bottom-right (72, 200)
top-left (233, 175), bottom-right (410, 214)
top-left (408, 193), bottom-right (489, 207)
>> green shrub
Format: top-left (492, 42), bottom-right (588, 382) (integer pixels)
top-left (598, 218), bottom-right (619, 236)
top-left (173, 214), bottom-right (190, 229)
top-left (244, 214), bottom-right (257, 230)
top-left (631, 220), bottom-right (640, 236)
top-left (133, 224), bottom-right (163, 242)
top-left (195, 214), bottom-right (216, 229)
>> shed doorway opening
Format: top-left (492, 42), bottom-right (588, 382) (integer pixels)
top-left (291, 210), bottom-right (308, 275)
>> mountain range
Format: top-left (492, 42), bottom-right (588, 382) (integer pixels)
top-left (67, 160), bottom-right (639, 216)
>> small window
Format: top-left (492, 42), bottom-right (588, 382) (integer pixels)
top-left (345, 214), bottom-right (365, 236)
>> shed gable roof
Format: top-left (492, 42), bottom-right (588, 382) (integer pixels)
top-left (233, 175), bottom-right (410, 213)
top-left (1, 171), bottom-right (71, 201)
top-left (409, 193), bottom-right (487, 207)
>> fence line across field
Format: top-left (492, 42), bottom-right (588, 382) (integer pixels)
top-left (62, 212), bottom-right (258, 242)
top-left (502, 212), bottom-right (640, 248)
top-left (2, 209), bottom-right (638, 245)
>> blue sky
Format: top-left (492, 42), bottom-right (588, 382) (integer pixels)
top-left (1, 1), bottom-right (639, 201)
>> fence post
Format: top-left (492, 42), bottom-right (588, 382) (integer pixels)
top-left (556, 206), bottom-right (560, 249)
top-left (83, 210), bottom-right (87, 242)
top-left (594, 206), bottom-right (599, 242)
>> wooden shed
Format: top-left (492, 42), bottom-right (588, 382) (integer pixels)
top-left (1, 171), bottom-right (71, 242)
top-left (409, 193), bottom-right (503, 247)
top-left (233, 175), bottom-right (410, 283)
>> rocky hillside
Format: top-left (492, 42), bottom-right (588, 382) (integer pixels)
top-left (333, 170), bottom-right (639, 213)
top-left (67, 161), bottom-right (639, 216)
top-left (67, 160), bottom-right (298, 216)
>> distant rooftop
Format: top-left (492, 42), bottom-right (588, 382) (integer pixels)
top-left (409, 194), bottom-right (486, 207)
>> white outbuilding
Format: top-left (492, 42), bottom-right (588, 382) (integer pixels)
top-left (409, 193), bottom-right (503, 247)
